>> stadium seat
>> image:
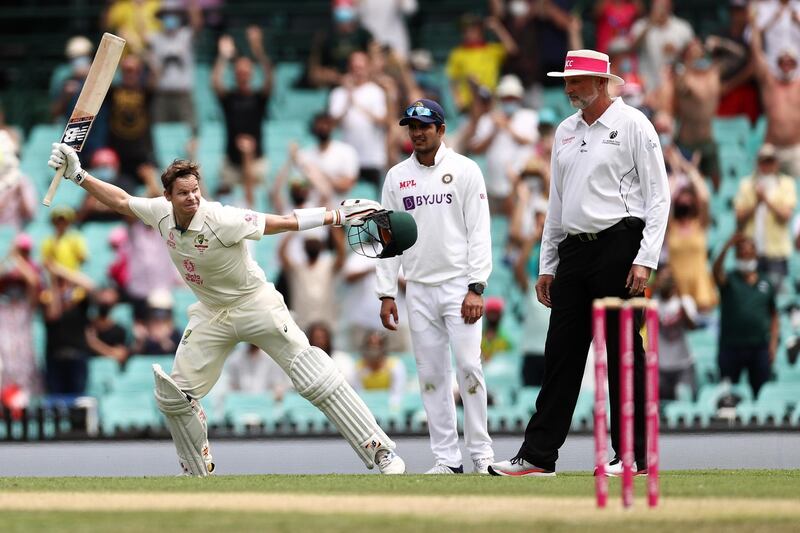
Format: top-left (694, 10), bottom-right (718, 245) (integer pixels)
top-left (484, 353), bottom-right (523, 399)
top-left (154, 122), bottom-right (192, 168)
top-left (736, 382), bottom-right (798, 425)
top-left (86, 357), bottom-right (121, 397)
top-left (125, 355), bottom-right (174, 376)
top-left (224, 392), bottom-right (282, 434)
top-left (280, 391), bottom-right (330, 434)
top-left (99, 392), bottom-right (160, 436)
top-left (359, 390), bottom-right (404, 430)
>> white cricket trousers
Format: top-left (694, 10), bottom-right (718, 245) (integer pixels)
top-left (171, 284), bottom-right (308, 398)
top-left (406, 277), bottom-right (493, 466)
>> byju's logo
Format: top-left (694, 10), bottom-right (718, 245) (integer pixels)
top-left (402, 194), bottom-right (453, 211)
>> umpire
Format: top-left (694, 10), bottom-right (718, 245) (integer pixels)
top-left (490, 50), bottom-right (670, 476)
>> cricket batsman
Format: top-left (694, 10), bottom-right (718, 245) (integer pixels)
top-left (48, 143), bottom-right (410, 475)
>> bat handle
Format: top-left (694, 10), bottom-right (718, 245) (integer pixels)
top-left (43, 165), bottom-right (66, 207)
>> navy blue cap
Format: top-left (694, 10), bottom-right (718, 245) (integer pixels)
top-left (399, 99), bottom-right (446, 126)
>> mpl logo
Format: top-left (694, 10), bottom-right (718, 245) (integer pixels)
top-left (399, 179), bottom-right (416, 190)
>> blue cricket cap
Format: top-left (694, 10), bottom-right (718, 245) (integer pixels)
top-left (400, 99), bottom-right (446, 126)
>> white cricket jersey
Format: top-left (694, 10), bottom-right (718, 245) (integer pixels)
top-left (540, 97), bottom-right (670, 276)
top-left (375, 143), bottom-right (492, 298)
top-left (128, 197), bottom-right (268, 308)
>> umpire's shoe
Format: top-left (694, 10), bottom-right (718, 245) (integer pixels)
top-left (376, 449), bottom-right (406, 474)
top-left (488, 457), bottom-right (556, 477)
top-left (595, 457), bottom-right (647, 477)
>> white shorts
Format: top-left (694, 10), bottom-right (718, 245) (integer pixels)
top-left (171, 284), bottom-right (309, 398)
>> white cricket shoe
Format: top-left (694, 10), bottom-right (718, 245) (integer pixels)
top-left (424, 463), bottom-right (464, 474)
top-left (488, 457), bottom-right (555, 477)
top-left (376, 449), bottom-right (406, 475)
top-left (473, 457), bottom-right (494, 474)
top-left (596, 457), bottom-right (647, 477)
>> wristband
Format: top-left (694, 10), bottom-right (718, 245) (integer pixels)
top-left (293, 207), bottom-right (327, 231)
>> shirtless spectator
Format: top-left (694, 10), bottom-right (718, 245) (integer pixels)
top-left (750, 8), bottom-right (800, 178)
top-left (674, 38), bottom-right (722, 190)
top-left (631, 0), bottom-right (694, 93)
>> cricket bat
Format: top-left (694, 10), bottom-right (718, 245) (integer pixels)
top-left (43, 33), bottom-right (126, 207)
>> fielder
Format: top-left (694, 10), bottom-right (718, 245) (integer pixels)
top-left (376, 99), bottom-right (494, 474)
top-left (48, 143), bottom-right (407, 475)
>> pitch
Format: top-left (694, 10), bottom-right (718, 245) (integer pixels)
top-left (2, 470), bottom-right (799, 532)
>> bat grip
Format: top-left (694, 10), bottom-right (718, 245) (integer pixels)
top-left (43, 165), bottom-right (66, 207)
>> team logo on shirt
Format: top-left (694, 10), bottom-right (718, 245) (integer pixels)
top-left (193, 233), bottom-right (209, 253)
top-left (167, 231), bottom-right (176, 249)
top-left (244, 212), bottom-right (259, 227)
top-left (181, 329), bottom-right (192, 345)
top-left (602, 130), bottom-right (621, 146)
top-left (402, 194), bottom-right (454, 211)
top-left (562, 136), bottom-right (575, 145)
top-left (441, 173), bottom-right (453, 184)
top-left (400, 179), bottom-right (416, 189)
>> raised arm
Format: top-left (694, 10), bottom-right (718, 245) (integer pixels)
top-left (749, 8), bottom-right (771, 83)
top-left (246, 26), bottom-right (273, 97)
top-left (713, 233), bottom-right (740, 287)
top-left (212, 35), bottom-right (236, 97)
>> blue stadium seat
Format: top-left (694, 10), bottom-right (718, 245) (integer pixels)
top-left (86, 356), bottom-right (121, 397)
top-left (280, 391), bottom-right (330, 433)
top-left (224, 392), bottom-right (282, 434)
top-left (736, 382), bottom-right (798, 425)
top-left (99, 391), bottom-right (160, 436)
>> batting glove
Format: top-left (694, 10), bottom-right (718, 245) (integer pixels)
top-left (48, 143), bottom-right (85, 184)
top-left (332, 198), bottom-right (383, 227)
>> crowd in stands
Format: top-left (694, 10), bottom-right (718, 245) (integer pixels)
top-left (2, 0), bottom-right (800, 430)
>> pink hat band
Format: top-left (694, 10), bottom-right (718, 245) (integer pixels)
top-left (564, 56), bottom-right (609, 74)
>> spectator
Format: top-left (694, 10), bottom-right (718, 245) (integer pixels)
top-left (49, 36), bottom-right (93, 107)
top-left (707, 0), bottom-right (760, 123)
top-left (0, 131), bottom-right (36, 230)
top-left (354, 330), bottom-right (406, 409)
top-left (278, 231), bottom-right (345, 331)
top-left (212, 28), bottom-right (273, 191)
top-left (491, 0), bottom-right (541, 106)
top-left (296, 112), bottom-right (360, 207)
top-left (480, 297), bottom-right (513, 363)
top-left (131, 289), bottom-right (183, 355)
top-left (734, 143), bottom-right (796, 291)
top-left (104, 0), bottom-right (162, 56)
top-left (654, 111), bottom-right (711, 198)
top-left (594, 0), bottom-right (644, 54)
top-left (357, 0), bottom-right (417, 60)
top-left (0, 234), bottom-right (42, 397)
top-left (107, 54), bottom-right (160, 194)
top-left (606, 37), bottom-right (644, 102)
top-left (507, 155), bottom-right (549, 289)
top-left (41, 206), bottom-right (88, 272)
top-left (308, 0), bottom-right (373, 87)
top-left (0, 102), bottom-right (21, 150)
top-left (630, 0), bottom-right (694, 92)
top-left (665, 185), bottom-right (718, 313)
top-left (519, 290), bottom-right (551, 388)
top-left (674, 38), bottom-right (722, 190)
top-left (467, 74), bottom-right (538, 215)
top-left (533, 0), bottom-right (579, 89)
top-left (225, 344), bottom-right (292, 400)
top-left (652, 264), bottom-right (698, 401)
top-left (77, 148), bottom-right (126, 222)
top-left (42, 265), bottom-right (94, 395)
top-left (446, 14), bottom-right (518, 113)
top-left (342, 242), bottom-right (411, 354)
top-left (749, 0), bottom-right (800, 74)
top-left (750, 9), bottom-right (800, 178)
top-left (107, 226), bottom-right (130, 292)
top-left (85, 286), bottom-right (129, 367)
top-left (713, 234), bottom-right (778, 398)
top-left (307, 321), bottom-right (357, 386)
top-left (329, 51), bottom-right (388, 187)
top-left (148, 1), bottom-right (203, 136)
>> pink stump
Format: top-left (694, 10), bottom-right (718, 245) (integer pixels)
top-left (645, 305), bottom-right (660, 507)
top-left (592, 302), bottom-right (609, 508)
top-left (619, 304), bottom-right (635, 508)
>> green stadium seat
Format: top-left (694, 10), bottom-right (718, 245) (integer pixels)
top-left (571, 388), bottom-right (595, 430)
top-left (223, 392), bottom-right (282, 434)
top-left (484, 353), bottom-right (523, 399)
top-left (99, 391), bottom-right (160, 436)
top-left (736, 382), bottom-right (797, 425)
top-left (86, 356), bottom-right (121, 397)
top-left (280, 391), bottom-right (329, 433)
top-left (126, 355), bottom-right (174, 376)
top-left (359, 390), bottom-right (404, 430)
top-left (113, 363), bottom-right (159, 394)
top-left (712, 116), bottom-right (750, 148)
top-left (154, 122), bottom-right (193, 167)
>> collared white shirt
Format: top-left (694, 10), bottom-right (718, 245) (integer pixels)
top-left (540, 98), bottom-right (670, 276)
top-left (375, 142), bottom-right (492, 298)
top-left (128, 197), bottom-right (268, 308)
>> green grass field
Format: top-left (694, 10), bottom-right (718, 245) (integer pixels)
top-left (2, 471), bottom-right (800, 532)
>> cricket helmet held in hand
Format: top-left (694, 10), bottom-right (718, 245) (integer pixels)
top-left (347, 209), bottom-right (417, 259)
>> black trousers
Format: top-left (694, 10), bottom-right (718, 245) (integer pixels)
top-left (518, 227), bottom-right (647, 471)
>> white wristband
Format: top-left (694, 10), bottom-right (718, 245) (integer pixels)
top-left (293, 207), bottom-right (327, 231)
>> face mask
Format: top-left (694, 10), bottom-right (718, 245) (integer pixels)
top-left (673, 202), bottom-right (695, 219)
top-left (313, 129), bottom-right (331, 143)
top-left (290, 191), bottom-right (308, 205)
top-left (759, 173), bottom-right (777, 181)
top-left (162, 14), bottom-right (181, 31)
top-left (525, 175), bottom-right (543, 194)
top-left (97, 303), bottom-right (113, 317)
top-left (620, 58), bottom-right (633, 74)
top-left (92, 166), bottom-right (116, 182)
top-left (501, 102), bottom-right (520, 116)
top-left (692, 57), bottom-right (712, 70)
top-left (509, 0), bottom-right (530, 17)
top-left (659, 133), bottom-right (672, 147)
top-left (334, 7), bottom-right (356, 24)
top-left (71, 56), bottom-right (91, 71)
top-left (736, 259), bottom-right (758, 273)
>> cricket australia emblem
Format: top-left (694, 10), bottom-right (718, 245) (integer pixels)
top-left (181, 329), bottom-right (192, 345)
top-left (193, 233), bottom-right (209, 253)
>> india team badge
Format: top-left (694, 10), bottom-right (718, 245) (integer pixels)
top-left (442, 173), bottom-right (453, 184)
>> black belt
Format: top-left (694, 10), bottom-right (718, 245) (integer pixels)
top-left (566, 217), bottom-right (644, 243)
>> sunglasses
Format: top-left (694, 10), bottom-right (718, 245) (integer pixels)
top-left (404, 105), bottom-right (443, 122)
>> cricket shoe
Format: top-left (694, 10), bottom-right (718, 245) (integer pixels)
top-left (425, 463), bottom-right (464, 474)
top-left (595, 457), bottom-right (647, 477)
top-left (488, 457), bottom-right (556, 477)
top-left (376, 449), bottom-right (406, 475)
top-left (473, 457), bottom-right (494, 475)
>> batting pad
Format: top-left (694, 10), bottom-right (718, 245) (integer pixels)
top-left (153, 364), bottom-right (214, 476)
top-left (290, 347), bottom-right (395, 469)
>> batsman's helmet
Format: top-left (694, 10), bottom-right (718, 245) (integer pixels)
top-left (347, 210), bottom-right (417, 259)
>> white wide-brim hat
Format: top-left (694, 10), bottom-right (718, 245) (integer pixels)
top-left (547, 49), bottom-right (625, 86)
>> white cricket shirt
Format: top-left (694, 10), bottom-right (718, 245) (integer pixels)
top-left (375, 143), bottom-right (492, 298)
top-left (329, 82), bottom-right (387, 169)
top-left (128, 197), bottom-right (268, 308)
top-left (540, 97), bottom-right (670, 276)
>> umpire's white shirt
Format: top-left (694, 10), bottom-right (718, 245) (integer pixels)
top-left (129, 197), bottom-right (268, 308)
top-left (540, 97), bottom-right (670, 276)
top-left (376, 143), bottom-right (492, 298)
